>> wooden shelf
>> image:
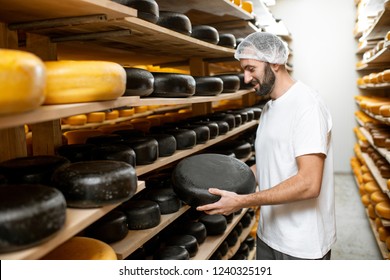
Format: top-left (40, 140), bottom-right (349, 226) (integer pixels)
top-left (358, 82), bottom-right (390, 90)
top-left (0, 180), bottom-right (146, 260)
top-left (360, 0), bottom-right (390, 42)
top-left (361, 152), bottom-right (390, 197)
top-left (111, 204), bottom-right (191, 260)
top-left (136, 120), bottom-right (259, 176)
top-left (359, 47), bottom-right (390, 70)
top-left (0, 0), bottom-right (137, 23)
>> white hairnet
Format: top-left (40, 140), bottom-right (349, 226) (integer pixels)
top-left (234, 32), bottom-right (289, 65)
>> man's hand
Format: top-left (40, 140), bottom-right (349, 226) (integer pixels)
top-left (196, 188), bottom-right (243, 215)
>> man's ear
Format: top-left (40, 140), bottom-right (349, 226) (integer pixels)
top-left (271, 63), bottom-right (282, 72)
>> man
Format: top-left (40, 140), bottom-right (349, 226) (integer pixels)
top-left (197, 32), bottom-right (336, 260)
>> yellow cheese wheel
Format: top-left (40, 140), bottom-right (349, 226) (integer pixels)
top-left (64, 129), bottom-right (104, 144)
top-left (87, 112), bottom-right (106, 123)
top-left (0, 48), bottom-right (46, 115)
top-left (62, 114), bottom-right (87, 126)
top-left (105, 110), bottom-right (119, 120)
top-left (375, 201), bottom-right (390, 220)
top-left (362, 173), bottom-right (375, 183)
top-left (370, 191), bottom-right (389, 205)
top-left (364, 181), bottom-right (380, 194)
top-left (44, 60), bottom-right (126, 104)
top-left (361, 194), bottom-right (371, 207)
top-left (118, 107), bottom-right (135, 117)
top-left (42, 236), bottom-right (117, 260)
top-left (374, 217), bottom-right (383, 230)
top-left (381, 69), bottom-right (390, 83)
top-left (367, 203), bottom-right (377, 219)
top-left (134, 105), bottom-right (149, 113)
top-left (378, 226), bottom-right (390, 242)
top-left (242, 1), bottom-right (253, 13)
top-left (379, 105), bottom-right (390, 117)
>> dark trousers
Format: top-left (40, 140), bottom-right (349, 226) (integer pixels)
top-left (256, 236), bottom-right (331, 260)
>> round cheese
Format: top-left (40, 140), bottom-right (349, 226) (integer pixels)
top-left (0, 155), bottom-right (70, 185)
top-left (215, 74), bottom-right (240, 93)
top-left (85, 134), bottom-right (122, 146)
top-left (86, 112), bottom-right (106, 123)
top-left (181, 221), bottom-right (207, 244)
top-left (370, 191), bottom-right (389, 205)
top-left (116, 0), bottom-right (159, 23)
top-left (51, 160), bottom-right (138, 208)
top-left (191, 121), bottom-right (219, 139)
top-left (0, 48), bottom-right (46, 115)
top-left (226, 229), bottom-right (239, 247)
top-left (42, 236), bottom-right (117, 260)
top-left (123, 67), bottom-right (154, 97)
top-left (0, 184), bottom-right (66, 253)
top-left (180, 124), bottom-right (210, 144)
top-left (217, 33), bottom-right (237, 48)
top-left (199, 214), bottom-right (227, 236)
top-left (148, 133), bottom-right (177, 157)
top-left (378, 226), bottom-right (390, 242)
top-left (105, 110), bottom-right (119, 120)
top-left (145, 187), bottom-right (182, 214)
top-left (165, 128), bottom-right (197, 150)
top-left (122, 199), bottom-right (161, 229)
top-left (172, 153), bottom-right (256, 207)
top-left (209, 112), bottom-right (236, 130)
top-left (157, 11), bottom-right (192, 35)
top-left (194, 76), bottom-right (223, 96)
top-left (56, 143), bottom-right (96, 162)
top-left (121, 137), bottom-right (159, 165)
top-left (91, 143), bottom-right (136, 167)
top-left (375, 201), bottom-right (390, 220)
top-left (165, 234), bottom-right (198, 257)
top-left (151, 73), bottom-right (196, 98)
top-left (85, 210), bottom-right (128, 243)
top-left (62, 114), bottom-right (87, 126)
top-left (153, 246), bottom-right (189, 260)
top-left (44, 60), bottom-right (126, 104)
top-left (191, 25), bottom-right (219, 44)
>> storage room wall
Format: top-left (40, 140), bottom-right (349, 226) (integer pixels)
top-left (269, 0), bottom-right (358, 173)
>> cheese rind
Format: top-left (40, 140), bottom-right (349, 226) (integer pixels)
top-left (0, 49), bottom-right (46, 115)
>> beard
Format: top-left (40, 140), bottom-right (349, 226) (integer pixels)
top-left (253, 63), bottom-right (276, 96)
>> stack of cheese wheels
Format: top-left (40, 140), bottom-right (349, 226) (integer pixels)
top-left (44, 60), bottom-right (126, 104)
top-left (42, 236), bottom-right (117, 260)
top-left (375, 200), bottom-right (390, 220)
top-left (0, 49), bottom-right (46, 115)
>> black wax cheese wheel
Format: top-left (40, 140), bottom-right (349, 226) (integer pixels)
top-left (218, 33), bottom-right (236, 48)
top-left (244, 109), bottom-right (255, 121)
top-left (210, 250), bottom-right (223, 260)
top-left (215, 74), bottom-right (240, 93)
top-left (144, 172), bottom-right (172, 189)
top-left (113, 129), bottom-right (145, 139)
top-left (56, 143), bottom-right (96, 162)
top-left (123, 67), bottom-right (154, 97)
top-left (244, 236), bottom-right (255, 250)
top-left (91, 143), bottom-right (136, 167)
top-left (148, 133), bottom-right (176, 157)
top-left (157, 11), bottom-right (192, 35)
top-left (193, 76), bottom-right (223, 96)
top-left (84, 210), bottom-right (128, 243)
top-left (209, 112), bottom-right (236, 130)
top-left (153, 246), bottom-right (190, 260)
top-left (113, 0), bottom-right (159, 23)
top-left (146, 187), bottom-right (182, 214)
top-left (182, 221), bottom-right (207, 244)
top-left (151, 73), bottom-right (196, 98)
top-left (191, 121), bottom-right (219, 139)
top-left (51, 160), bottom-right (137, 208)
top-left (122, 199), bottom-right (161, 229)
top-left (172, 153), bottom-right (256, 207)
top-left (214, 120), bottom-right (229, 135)
top-left (224, 213), bottom-right (234, 224)
top-left (191, 25), bottom-right (219, 44)
top-left (237, 242), bottom-right (250, 257)
top-left (0, 184), bottom-right (66, 253)
top-left (232, 113), bottom-right (242, 127)
top-left (234, 222), bottom-right (243, 236)
top-left (165, 234), bottom-right (198, 257)
top-left (199, 214), bottom-right (227, 236)
top-left (240, 212), bottom-right (252, 228)
top-left (226, 229), bottom-right (238, 247)
top-left (218, 240), bottom-right (229, 256)
top-left (249, 107), bottom-right (262, 119)
top-left (0, 155), bottom-right (70, 185)
top-left (229, 109), bottom-right (248, 123)
top-left (180, 124), bottom-right (210, 144)
top-left (121, 137), bottom-right (159, 165)
top-left (166, 128), bottom-right (196, 150)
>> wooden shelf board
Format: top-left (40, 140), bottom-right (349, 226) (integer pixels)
top-left (0, 97), bottom-right (139, 130)
top-left (0, 0), bottom-right (137, 23)
top-left (361, 152), bottom-right (390, 197)
top-left (155, 0), bottom-right (253, 25)
top-left (135, 120), bottom-right (259, 176)
top-left (358, 82), bottom-right (390, 90)
top-left (361, 0), bottom-right (390, 41)
top-left (0, 180), bottom-right (146, 260)
top-left (362, 47), bottom-right (390, 65)
top-left (111, 205), bottom-right (191, 260)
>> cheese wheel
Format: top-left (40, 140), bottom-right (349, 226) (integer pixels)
top-left (85, 134), bottom-right (122, 146)
top-left (361, 194), bottom-right (371, 207)
top-left (62, 114), bottom-right (87, 126)
top-left (0, 184), bottom-right (66, 253)
top-left (191, 25), bottom-right (219, 44)
top-left (148, 133), bottom-right (177, 157)
top-left (145, 187), bottom-right (181, 214)
top-left (63, 129), bottom-right (104, 144)
top-left (191, 121), bottom-right (219, 139)
top-left (157, 11), bottom-right (192, 35)
top-left (215, 74), bottom-right (240, 93)
top-left (378, 226), bottom-right (390, 242)
top-left (91, 143), bottom-right (136, 167)
top-left (172, 153), bottom-right (256, 207)
top-left (165, 234), bottom-right (198, 257)
top-left (121, 137), bottom-right (159, 165)
top-left (209, 112), bottom-right (236, 130)
top-left (87, 112), bottom-right (106, 123)
top-left (56, 143), bottom-right (96, 162)
top-left (44, 60), bottom-right (126, 104)
top-left (370, 191), bottom-right (389, 205)
top-left (42, 236), bottom-right (117, 260)
top-left (218, 34), bottom-right (237, 48)
top-left (122, 199), bottom-right (161, 229)
top-left (194, 76), bottom-right (223, 96)
top-left (118, 107), bottom-right (135, 117)
top-left (217, 241), bottom-right (229, 256)
top-left (115, 0), bottom-right (159, 23)
top-left (199, 214), bottom-right (227, 236)
top-left (0, 48), bottom-right (46, 115)
top-left (181, 221), bottom-right (207, 244)
top-left (151, 73), bottom-right (196, 98)
top-left (123, 67), bottom-right (154, 97)
top-left (0, 155), bottom-right (70, 185)
top-left (85, 210), bottom-right (128, 243)
top-left (364, 181), bottom-right (380, 194)
top-left (375, 201), bottom-right (390, 220)
top-left (367, 203), bottom-right (377, 219)
top-left (51, 161), bottom-right (138, 208)
top-left (180, 124), bottom-right (210, 144)
top-left (105, 110), bottom-right (119, 120)
top-left (165, 128), bottom-right (197, 150)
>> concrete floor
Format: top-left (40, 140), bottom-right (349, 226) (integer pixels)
top-left (332, 173), bottom-right (382, 260)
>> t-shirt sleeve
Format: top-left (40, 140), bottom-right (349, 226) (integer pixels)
top-left (293, 103), bottom-right (331, 157)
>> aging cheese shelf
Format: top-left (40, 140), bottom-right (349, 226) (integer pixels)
top-left (360, 0), bottom-right (390, 42)
top-left (0, 180), bottom-right (145, 260)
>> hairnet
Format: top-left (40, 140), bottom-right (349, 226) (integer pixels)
top-left (234, 32), bottom-right (289, 65)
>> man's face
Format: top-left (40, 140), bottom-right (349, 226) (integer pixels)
top-left (240, 59), bottom-right (276, 96)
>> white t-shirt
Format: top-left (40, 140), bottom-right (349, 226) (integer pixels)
top-left (255, 80), bottom-right (336, 259)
